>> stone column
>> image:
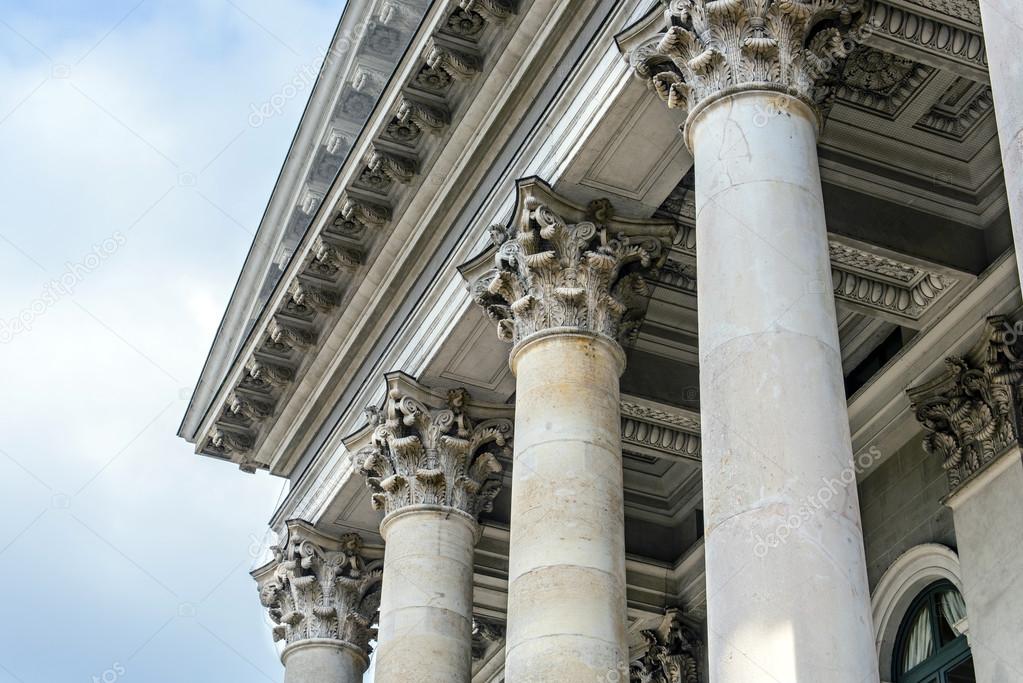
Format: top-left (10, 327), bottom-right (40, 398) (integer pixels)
top-left (909, 317), bottom-right (1023, 683)
top-left (470, 178), bottom-right (675, 681)
top-left (978, 0), bottom-right (1023, 290)
top-left (251, 521), bottom-right (381, 683)
top-left (630, 3), bottom-right (878, 682)
top-left (349, 374), bottom-right (513, 683)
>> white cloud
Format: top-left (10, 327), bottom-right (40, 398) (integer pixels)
top-left (0, 1), bottom-right (343, 680)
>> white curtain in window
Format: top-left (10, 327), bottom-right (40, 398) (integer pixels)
top-left (940, 589), bottom-right (968, 636)
top-left (901, 607), bottom-right (935, 673)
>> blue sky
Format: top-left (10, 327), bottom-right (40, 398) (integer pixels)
top-left (0, 1), bottom-right (348, 680)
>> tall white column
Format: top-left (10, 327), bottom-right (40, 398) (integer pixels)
top-left (470, 178), bottom-right (675, 681)
top-left (979, 0), bottom-right (1023, 290)
top-left (632, 2), bottom-right (878, 681)
top-left (252, 521), bottom-right (380, 683)
top-left (350, 374), bottom-right (513, 683)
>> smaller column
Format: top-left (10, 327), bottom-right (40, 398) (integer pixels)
top-left (252, 521), bottom-right (381, 683)
top-left (348, 375), bottom-right (513, 683)
top-left (909, 316), bottom-right (1023, 683)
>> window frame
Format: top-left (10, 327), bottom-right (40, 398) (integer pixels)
top-left (893, 580), bottom-right (973, 683)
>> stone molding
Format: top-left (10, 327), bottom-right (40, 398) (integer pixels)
top-left (467, 177), bottom-right (676, 347)
top-left (861, 0), bottom-right (987, 82)
top-left (196, 0), bottom-right (522, 472)
top-left (622, 0), bottom-right (864, 128)
top-left (621, 397), bottom-right (702, 462)
top-left (344, 372), bottom-right (513, 519)
top-left (251, 521), bottom-right (382, 658)
top-left (871, 544), bottom-right (964, 682)
top-left (907, 316), bottom-right (1023, 494)
top-left (629, 608), bottom-right (703, 683)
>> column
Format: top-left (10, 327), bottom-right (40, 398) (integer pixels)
top-left (632, 3), bottom-right (878, 682)
top-left (908, 317), bottom-right (1023, 682)
top-left (251, 521), bottom-right (381, 683)
top-left (979, 0), bottom-right (1023, 290)
top-left (470, 178), bottom-right (675, 681)
top-left (351, 374), bottom-right (513, 683)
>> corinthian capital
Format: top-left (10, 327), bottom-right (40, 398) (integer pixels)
top-left (466, 177), bottom-right (676, 347)
top-left (630, 609), bottom-right (703, 683)
top-left (251, 521), bottom-right (382, 657)
top-left (623, 0), bottom-right (864, 123)
top-left (907, 316), bottom-right (1023, 494)
top-left (345, 373), bottom-right (513, 520)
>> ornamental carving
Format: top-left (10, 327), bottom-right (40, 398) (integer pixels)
top-left (630, 609), bottom-right (702, 683)
top-left (351, 374), bottom-right (513, 519)
top-left (252, 523), bottom-right (382, 656)
top-left (630, 0), bottom-right (864, 118)
top-left (470, 178), bottom-right (676, 346)
top-left (908, 317), bottom-right (1023, 492)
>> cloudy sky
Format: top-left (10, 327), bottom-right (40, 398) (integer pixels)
top-left (0, 1), bottom-right (350, 680)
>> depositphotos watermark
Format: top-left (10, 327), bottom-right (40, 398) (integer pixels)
top-left (753, 445), bottom-right (883, 558)
top-left (0, 232), bottom-right (127, 344)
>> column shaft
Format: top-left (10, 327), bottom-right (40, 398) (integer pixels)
top-left (504, 331), bottom-right (627, 682)
top-left (979, 0), bottom-right (1023, 289)
top-left (282, 640), bottom-right (366, 683)
top-left (375, 507), bottom-right (477, 683)
top-left (691, 91), bottom-right (878, 683)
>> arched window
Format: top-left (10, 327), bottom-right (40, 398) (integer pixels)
top-left (893, 580), bottom-right (974, 683)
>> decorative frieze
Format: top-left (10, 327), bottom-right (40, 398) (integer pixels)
top-left (628, 0), bottom-right (863, 120)
top-left (251, 522), bottom-right (382, 656)
top-left (470, 178), bottom-right (676, 346)
top-left (908, 317), bottom-right (1023, 493)
top-left (862, 1), bottom-right (987, 82)
top-left (621, 399), bottom-right (702, 463)
top-left (349, 373), bottom-right (513, 519)
top-left (629, 609), bottom-right (702, 683)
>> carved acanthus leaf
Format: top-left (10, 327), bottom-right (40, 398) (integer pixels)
top-left (908, 317), bottom-right (1023, 492)
top-left (255, 526), bottom-right (382, 655)
top-left (354, 383), bottom-right (512, 519)
top-left (426, 38), bottom-right (483, 80)
top-left (632, 0), bottom-right (865, 118)
top-left (471, 181), bottom-right (676, 345)
top-left (630, 609), bottom-right (702, 683)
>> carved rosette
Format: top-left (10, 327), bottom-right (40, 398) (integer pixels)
top-left (470, 179), bottom-right (676, 347)
top-left (353, 376), bottom-right (513, 519)
top-left (908, 317), bottom-right (1023, 493)
top-left (629, 0), bottom-right (864, 122)
top-left (253, 523), bottom-right (382, 657)
top-left (630, 610), bottom-right (702, 683)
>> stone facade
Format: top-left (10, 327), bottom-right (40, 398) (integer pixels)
top-left (180, 0), bottom-right (1023, 681)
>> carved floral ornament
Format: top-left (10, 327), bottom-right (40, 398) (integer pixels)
top-left (624, 0), bottom-right (865, 127)
top-left (468, 178), bottom-right (677, 347)
top-left (348, 373), bottom-right (513, 519)
top-left (630, 609), bottom-right (703, 683)
top-left (252, 521), bottom-right (382, 656)
top-left (908, 317), bottom-right (1023, 493)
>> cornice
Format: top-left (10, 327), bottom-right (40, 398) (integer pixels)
top-left (189, 0), bottom-right (527, 473)
top-left (180, 0), bottom-right (429, 447)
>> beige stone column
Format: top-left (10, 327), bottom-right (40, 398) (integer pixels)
top-left (470, 178), bottom-right (675, 681)
top-left (979, 0), bottom-right (1023, 290)
top-left (349, 374), bottom-right (513, 683)
top-left (631, 3), bottom-right (878, 682)
top-left (251, 521), bottom-right (380, 683)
